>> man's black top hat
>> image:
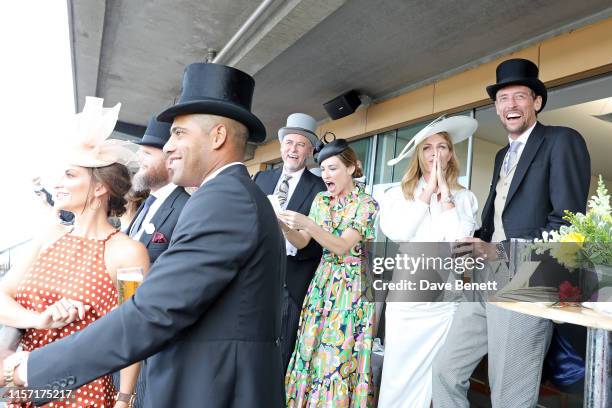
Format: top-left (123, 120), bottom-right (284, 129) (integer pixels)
top-left (157, 63), bottom-right (266, 143)
top-left (135, 116), bottom-right (172, 149)
top-left (486, 58), bottom-right (547, 112)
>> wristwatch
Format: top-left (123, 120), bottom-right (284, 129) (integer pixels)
top-left (495, 242), bottom-right (509, 261)
top-left (116, 392), bottom-right (136, 407)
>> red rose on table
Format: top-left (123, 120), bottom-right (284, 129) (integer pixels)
top-left (559, 280), bottom-right (581, 302)
top-left (152, 232), bottom-right (168, 244)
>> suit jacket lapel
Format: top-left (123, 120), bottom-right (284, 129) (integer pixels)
top-left (127, 201), bottom-right (147, 236)
top-left (140, 187), bottom-right (182, 247)
top-left (481, 147), bottom-right (506, 226)
top-left (287, 170), bottom-right (315, 211)
top-left (269, 168), bottom-right (282, 194)
top-left (504, 122), bottom-right (545, 210)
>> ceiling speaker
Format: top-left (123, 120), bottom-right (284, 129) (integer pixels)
top-left (323, 90), bottom-right (361, 120)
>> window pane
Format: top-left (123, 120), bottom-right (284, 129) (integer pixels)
top-left (349, 137), bottom-right (372, 181)
top-left (373, 130), bottom-right (396, 185)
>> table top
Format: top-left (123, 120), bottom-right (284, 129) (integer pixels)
top-left (491, 301), bottom-right (612, 331)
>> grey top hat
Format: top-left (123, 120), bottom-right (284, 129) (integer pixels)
top-left (278, 113), bottom-right (319, 147)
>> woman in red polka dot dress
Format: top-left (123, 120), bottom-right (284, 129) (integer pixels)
top-left (0, 98), bottom-right (150, 407)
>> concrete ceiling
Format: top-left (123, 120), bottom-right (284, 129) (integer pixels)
top-left (69, 0), bottom-right (612, 144)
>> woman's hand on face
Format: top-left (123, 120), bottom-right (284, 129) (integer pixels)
top-left (278, 210), bottom-right (312, 231)
top-left (436, 154), bottom-right (450, 198)
top-left (36, 298), bottom-right (90, 330)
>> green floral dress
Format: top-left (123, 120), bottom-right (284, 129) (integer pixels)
top-left (285, 183), bottom-right (379, 407)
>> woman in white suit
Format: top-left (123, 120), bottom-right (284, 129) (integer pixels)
top-left (378, 116), bottom-right (479, 408)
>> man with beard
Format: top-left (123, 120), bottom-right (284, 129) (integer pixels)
top-left (128, 116), bottom-right (190, 264)
top-left (432, 58), bottom-right (591, 408)
top-left (2, 63), bottom-right (285, 408)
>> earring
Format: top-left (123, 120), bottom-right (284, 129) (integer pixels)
top-left (90, 198), bottom-right (101, 211)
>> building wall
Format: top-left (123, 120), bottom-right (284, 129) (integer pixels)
top-left (246, 17), bottom-right (612, 170)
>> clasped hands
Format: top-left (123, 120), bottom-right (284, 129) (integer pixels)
top-left (420, 153), bottom-right (452, 204)
top-left (1, 297), bottom-right (89, 389)
top-left (34, 297), bottom-right (90, 330)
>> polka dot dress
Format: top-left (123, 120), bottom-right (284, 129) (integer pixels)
top-left (12, 230), bottom-right (121, 408)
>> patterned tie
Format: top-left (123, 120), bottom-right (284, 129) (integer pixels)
top-left (277, 174), bottom-right (292, 209)
top-left (504, 141), bottom-right (522, 175)
top-left (129, 195), bottom-right (157, 237)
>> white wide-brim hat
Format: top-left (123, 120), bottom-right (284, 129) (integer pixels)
top-left (278, 113), bottom-right (319, 147)
top-left (387, 115), bottom-right (478, 166)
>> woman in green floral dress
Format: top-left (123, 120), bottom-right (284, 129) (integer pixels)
top-left (279, 139), bottom-right (379, 407)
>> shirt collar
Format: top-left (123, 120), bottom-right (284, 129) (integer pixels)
top-left (508, 122), bottom-right (536, 145)
top-left (200, 162), bottom-right (244, 187)
top-left (150, 182), bottom-right (178, 201)
top-left (281, 166), bottom-right (305, 181)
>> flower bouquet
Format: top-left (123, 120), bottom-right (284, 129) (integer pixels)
top-left (533, 176), bottom-right (612, 313)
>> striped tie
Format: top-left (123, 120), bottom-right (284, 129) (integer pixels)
top-left (278, 174), bottom-right (292, 209)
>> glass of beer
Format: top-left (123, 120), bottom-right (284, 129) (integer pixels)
top-left (116, 267), bottom-right (144, 304)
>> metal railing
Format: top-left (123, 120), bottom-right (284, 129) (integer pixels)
top-left (0, 239), bottom-right (32, 279)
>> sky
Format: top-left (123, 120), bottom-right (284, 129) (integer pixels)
top-left (0, 1), bottom-right (75, 250)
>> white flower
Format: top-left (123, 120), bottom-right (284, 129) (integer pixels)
top-left (144, 223), bottom-right (155, 235)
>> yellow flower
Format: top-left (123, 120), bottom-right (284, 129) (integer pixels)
top-left (550, 233), bottom-right (585, 269)
top-left (560, 232), bottom-right (586, 245)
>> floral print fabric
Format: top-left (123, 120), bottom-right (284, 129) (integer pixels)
top-left (285, 183), bottom-right (379, 407)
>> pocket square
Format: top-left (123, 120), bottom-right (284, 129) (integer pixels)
top-left (151, 231), bottom-right (168, 244)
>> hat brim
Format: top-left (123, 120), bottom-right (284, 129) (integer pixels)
top-left (278, 127), bottom-right (319, 147)
top-left (486, 78), bottom-right (547, 112)
top-left (157, 100), bottom-right (266, 143)
top-left (135, 136), bottom-right (166, 149)
top-left (387, 116), bottom-right (478, 166)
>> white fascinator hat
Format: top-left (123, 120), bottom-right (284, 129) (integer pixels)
top-left (387, 115), bottom-right (478, 166)
top-left (65, 96), bottom-right (137, 168)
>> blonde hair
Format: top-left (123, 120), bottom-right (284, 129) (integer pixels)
top-left (401, 132), bottom-right (464, 200)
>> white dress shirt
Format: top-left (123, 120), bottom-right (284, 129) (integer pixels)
top-left (200, 162), bottom-right (244, 187)
top-left (274, 167), bottom-right (306, 256)
top-left (502, 122), bottom-right (536, 172)
top-left (379, 178), bottom-right (479, 242)
top-left (133, 182), bottom-right (179, 240)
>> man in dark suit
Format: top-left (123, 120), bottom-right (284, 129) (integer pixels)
top-left (128, 116), bottom-right (190, 264)
top-left (2, 63), bottom-right (286, 407)
top-left (433, 59), bottom-right (591, 407)
top-left (254, 112), bottom-right (326, 370)
top-left (113, 116), bottom-right (190, 408)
